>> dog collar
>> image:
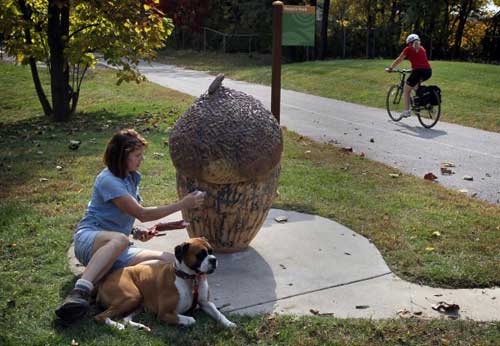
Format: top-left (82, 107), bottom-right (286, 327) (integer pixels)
top-left (174, 268), bottom-right (198, 280)
top-left (174, 268), bottom-right (203, 314)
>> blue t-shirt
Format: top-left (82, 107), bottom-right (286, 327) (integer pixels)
top-left (77, 168), bottom-right (142, 235)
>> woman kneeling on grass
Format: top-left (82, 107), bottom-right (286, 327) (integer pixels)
top-left (55, 129), bottom-right (205, 323)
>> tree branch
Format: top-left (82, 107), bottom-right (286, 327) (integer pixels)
top-left (68, 23), bottom-right (100, 40)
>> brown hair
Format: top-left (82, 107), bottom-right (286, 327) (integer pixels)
top-left (104, 129), bottom-right (148, 178)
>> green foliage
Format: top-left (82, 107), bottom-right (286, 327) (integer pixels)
top-left (0, 0), bottom-right (174, 120)
top-left (0, 0), bottom-right (173, 81)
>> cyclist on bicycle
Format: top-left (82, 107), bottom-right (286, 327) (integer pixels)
top-left (386, 34), bottom-right (432, 118)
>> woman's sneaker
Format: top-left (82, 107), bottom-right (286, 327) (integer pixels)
top-left (55, 288), bottom-right (90, 323)
top-left (401, 110), bottom-right (411, 118)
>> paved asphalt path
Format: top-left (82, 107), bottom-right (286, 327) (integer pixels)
top-left (134, 62), bottom-right (500, 204)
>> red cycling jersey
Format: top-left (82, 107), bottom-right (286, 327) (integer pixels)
top-left (402, 45), bottom-right (431, 69)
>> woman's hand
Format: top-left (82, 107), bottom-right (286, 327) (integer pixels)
top-left (132, 226), bottom-right (158, 242)
top-left (181, 190), bottom-right (206, 209)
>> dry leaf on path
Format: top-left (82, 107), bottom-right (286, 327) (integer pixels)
top-left (274, 216), bottom-right (288, 223)
top-left (424, 172), bottom-right (438, 181)
top-left (432, 301), bottom-right (460, 313)
top-left (310, 309), bottom-right (334, 316)
top-left (440, 167), bottom-right (455, 175)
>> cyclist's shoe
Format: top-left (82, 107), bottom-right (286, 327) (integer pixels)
top-left (401, 110), bottom-right (411, 118)
top-left (55, 288), bottom-right (90, 323)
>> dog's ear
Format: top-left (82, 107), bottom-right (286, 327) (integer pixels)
top-left (175, 242), bottom-right (190, 262)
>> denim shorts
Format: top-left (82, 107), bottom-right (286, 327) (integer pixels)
top-left (74, 228), bottom-right (143, 272)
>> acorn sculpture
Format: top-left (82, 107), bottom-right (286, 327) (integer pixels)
top-left (169, 75), bottom-right (283, 252)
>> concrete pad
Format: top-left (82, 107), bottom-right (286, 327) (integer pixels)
top-left (67, 209), bottom-right (500, 321)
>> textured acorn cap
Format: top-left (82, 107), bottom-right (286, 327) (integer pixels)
top-left (169, 74), bottom-right (283, 184)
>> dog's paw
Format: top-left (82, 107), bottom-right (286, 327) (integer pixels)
top-left (178, 315), bottom-right (196, 326)
top-left (224, 320), bottom-right (237, 329)
top-left (105, 317), bottom-right (125, 330)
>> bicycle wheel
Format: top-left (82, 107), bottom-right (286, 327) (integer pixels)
top-left (386, 85), bottom-right (404, 121)
top-left (417, 91), bottom-right (441, 128)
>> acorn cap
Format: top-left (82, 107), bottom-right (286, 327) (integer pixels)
top-left (169, 74), bottom-right (283, 184)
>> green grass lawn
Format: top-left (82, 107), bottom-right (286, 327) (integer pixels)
top-left (0, 62), bottom-right (499, 345)
top-left (157, 50), bottom-right (500, 133)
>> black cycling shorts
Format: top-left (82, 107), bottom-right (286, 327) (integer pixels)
top-left (407, 68), bottom-right (432, 87)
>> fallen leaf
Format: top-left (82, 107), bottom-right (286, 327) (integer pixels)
top-left (40, 178), bottom-right (49, 182)
top-left (355, 305), bottom-right (370, 309)
top-left (458, 189), bottom-right (469, 194)
top-left (432, 231), bottom-right (441, 238)
top-left (389, 173), bottom-right (400, 178)
top-left (397, 308), bottom-right (412, 318)
top-left (442, 162), bottom-right (455, 167)
top-left (344, 252), bottom-right (351, 256)
top-left (56, 165), bottom-right (63, 171)
top-left (425, 246), bottom-right (435, 251)
top-left (279, 264), bottom-right (287, 270)
top-left (68, 140), bottom-right (81, 150)
top-left (432, 301), bottom-right (460, 313)
top-left (424, 172), bottom-right (438, 181)
top-left (463, 175), bottom-right (473, 181)
top-left (440, 167), bottom-right (454, 175)
top-left (305, 150), bottom-right (311, 154)
top-left (310, 309), bottom-right (334, 316)
top-left (274, 216), bottom-right (288, 223)
top-left (342, 147), bottom-right (353, 152)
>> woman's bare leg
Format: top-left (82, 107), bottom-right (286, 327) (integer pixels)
top-left (403, 83), bottom-right (413, 112)
top-left (81, 231), bottom-right (130, 284)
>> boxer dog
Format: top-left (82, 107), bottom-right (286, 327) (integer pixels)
top-left (95, 237), bottom-right (235, 331)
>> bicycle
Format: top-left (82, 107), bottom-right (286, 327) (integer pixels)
top-left (385, 68), bottom-right (441, 129)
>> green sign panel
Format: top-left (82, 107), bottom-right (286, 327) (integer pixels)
top-left (282, 5), bottom-right (315, 47)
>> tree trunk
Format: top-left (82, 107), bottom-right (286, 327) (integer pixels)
top-left (29, 58), bottom-right (53, 116)
top-left (48, 0), bottom-right (71, 121)
top-left (18, 0), bottom-right (52, 116)
top-left (365, 0), bottom-right (375, 58)
top-left (453, 0), bottom-right (474, 59)
top-left (318, 0), bottom-right (330, 60)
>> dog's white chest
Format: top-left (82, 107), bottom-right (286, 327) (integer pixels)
top-left (175, 277), bottom-right (194, 313)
